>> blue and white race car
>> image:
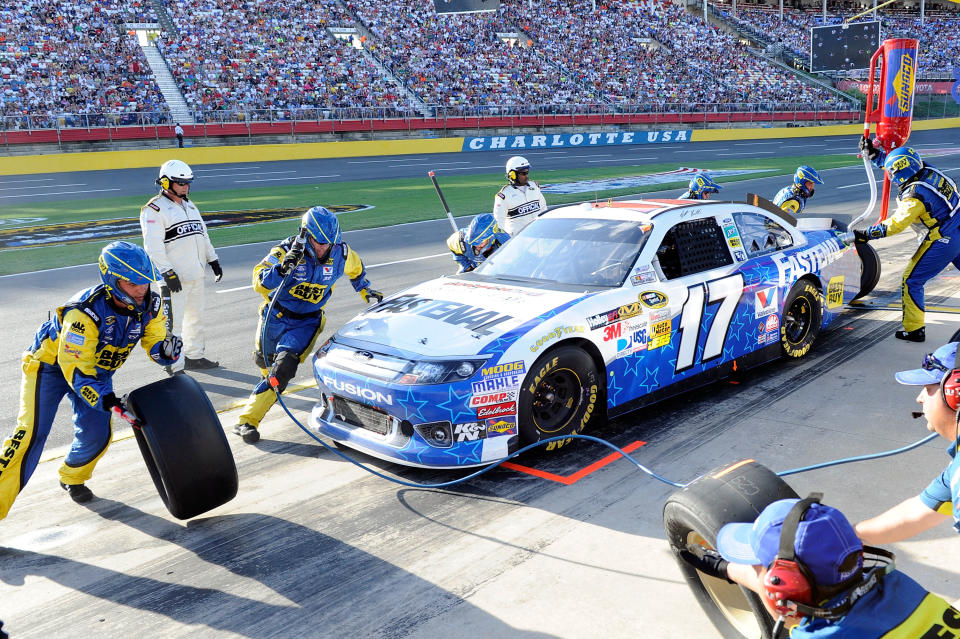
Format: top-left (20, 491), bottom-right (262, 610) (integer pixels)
top-left (310, 197), bottom-right (878, 468)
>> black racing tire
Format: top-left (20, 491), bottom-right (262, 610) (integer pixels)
top-left (780, 280), bottom-right (822, 359)
top-left (517, 345), bottom-right (602, 452)
top-left (663, 460), bottom-right (799, 639)
top-left (853, 242), bottom-right (881, 301)
top-left (126, 374), bottom-right (238, 520)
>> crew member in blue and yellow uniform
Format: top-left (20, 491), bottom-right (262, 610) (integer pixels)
top-left (0, 242), bottom-right (181, 516)
top-left (233, 206), bottom-right (383, 444)
top-left (856, 341), bottom-right (960, 548)
top-left (681, 497), bottom-right (960, 637)
top-left (678, 174), bottom-right (722, 200)
top-left (853, 142), bottom-right (960, 342)
top-left (773, 166), bottom-right (823, 215)
top-left (446, 213), bottom-right (510, 273)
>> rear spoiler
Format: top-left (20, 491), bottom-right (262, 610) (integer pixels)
top-left (746, 193), bottom-right (798, 228)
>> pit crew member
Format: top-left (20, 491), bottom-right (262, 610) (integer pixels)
top-left (773, 166), bottom-right (823, 215)
top-left (853, 143), bottom-right (960, 342)
top-left (493, 156), bottom-right (547, 235)
top-left (446, 213), bottom-right (510, 273)
top-left (679, 174), bottom-right (722, 200)
top-left (0, 242), bottom-right (181, 515)
top-left (681, 497), bottom-right (958, 636)
top-left (233, 207), bottom-right (383, 444)
top-left (140, 159), bottom-right (222, 374)
top-left (855, 341), bottom-right (960, 543)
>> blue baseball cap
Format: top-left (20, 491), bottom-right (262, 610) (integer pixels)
top-left (894, 342), bottom-right (959, 386)
top-left (715, 499), bottom-right (863, 586)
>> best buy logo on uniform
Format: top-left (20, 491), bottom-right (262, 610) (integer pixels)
top-left (80, 385), bottom-right (99, 407)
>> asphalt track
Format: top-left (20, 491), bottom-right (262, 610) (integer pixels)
top-left (2, 132), bottom-right (960, 638)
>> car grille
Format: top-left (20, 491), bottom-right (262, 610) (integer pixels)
top-left (331, 395), bottom-right (391, 435)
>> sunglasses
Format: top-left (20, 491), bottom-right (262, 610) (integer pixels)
top-left (171, 179), bottom-right (192, 186)
top-left (516, 170), bottom-right (529, 175)
top-left (922, 352), bottom-right (950, 374)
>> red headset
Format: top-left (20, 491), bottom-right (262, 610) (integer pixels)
top-left (762, 493), bottom-right (821, 615)
top-left (940, 366), bottom-right (960, 410)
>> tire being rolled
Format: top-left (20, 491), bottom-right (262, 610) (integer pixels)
top-left (853, 242), bottom-right (881, 301)
top-left (127, 374), bottom-right (238, 520)
top-left (663, 460), bottom-right (799, 639)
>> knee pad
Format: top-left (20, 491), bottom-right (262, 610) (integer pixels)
top-left (253, 348), bottom-right (267, 370)
top-left (269, 350), bottom-right (300, 392)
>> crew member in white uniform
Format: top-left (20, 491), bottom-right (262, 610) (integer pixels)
top-left (139, 159), bottom-right (222, 374)
top-left (493, 156), bottom-right (547, 236)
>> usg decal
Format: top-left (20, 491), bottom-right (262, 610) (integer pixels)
top-left (323, 376), bottom-right (393, 405)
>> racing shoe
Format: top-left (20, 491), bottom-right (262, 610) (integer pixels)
top-left (60, 481), bottom-right (94, 503)
top-left (895, 327), bottom-right (925, 343)
top-left (184, 357), bottom-right (220, 371)
top-left (233, 423), bottom-right (260, 444)
top-left (164, 366), bottom-right (185, 377)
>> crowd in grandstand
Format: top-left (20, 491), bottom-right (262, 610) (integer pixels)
top-left (5, 0), bottom-right (957, 128)
top-left (0, 1), bottom-right (167, 128)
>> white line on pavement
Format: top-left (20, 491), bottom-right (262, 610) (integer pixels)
top-left (0, 188), bottom-right (122, 199)
top-left (195, 166), bottom-right (262, 173)
top-left (432, 165), bottom-right (504, 171)
top-left (215, 252), bottom-right (450, 293)
top-left (0, 182), bottom-right (85, 192)
top-left (241, 175), bottom-right (340, 182)
top-left (836, 182), bottom-right (870, 189)
top-left (589, 157), bottom-right (656, 162)
top-left (388, 161), bottom-right (472, 167)
top-left (733, 142), bottom-right (779, 146)
top-left (222, 170), bottom-right (297, 178)
top-left (717, 151), bottom-right (776, 156)
top-left (0, 177), bottom-right (56, 184)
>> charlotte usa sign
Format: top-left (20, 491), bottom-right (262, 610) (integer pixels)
top-left (462, 130), bottom-right (691, 151)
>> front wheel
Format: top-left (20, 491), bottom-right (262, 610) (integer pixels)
top-left (780, 280), bottom-right (822, 359)
top-left (517, 345), bottom-right (602, 452)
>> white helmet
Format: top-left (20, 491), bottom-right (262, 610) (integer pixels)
top-left (506, 156), bottom-right (531, 185)
top-left (157, 159), bottom-right (193, 189)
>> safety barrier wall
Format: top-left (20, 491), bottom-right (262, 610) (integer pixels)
top-left (0, 110), bottom-right (861, 147)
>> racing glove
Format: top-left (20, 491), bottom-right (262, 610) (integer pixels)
top-left (858, 136), bottom-right (881, 162)
top-left (162, 269), bottom-right (182, 293)
top-left (209, 260), bottom-right (223, 282)
top-left (160, 333), bottom-right (183, 361)
top-left (279, 244), bottom-right (304, 276)
top-left (360, 288), bottom-right (383, 304)
top-left (102, 393), bottom-right (142, 427)
top-left (853, 229), bottom-right (871, 243)
top-left (678, 547), bottom-right (734, 583)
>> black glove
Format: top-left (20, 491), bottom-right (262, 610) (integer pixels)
top-left (853, 229), bottom-right (871, 243)
top-left (0, 619), bottom-right (7, 639)
top-left (162, 269), bottom-right (182, 293)
top-left (102, 392), bottom-right (124, 412)
top-left (679, 547), bottom-right (733, 583)
top-left (160, 333), bottom-right (183, 361)
top-left (360, 288), bottom-right (383, 304)
top-left (279, 243), bottom-right (304, 276)
top-left (858, 136), bottom-right (880, 162)
top-left (209, 260), bottom-right (223, 282)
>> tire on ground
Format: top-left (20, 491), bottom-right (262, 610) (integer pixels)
top-left (853, 242), bottom-right (881, 300)
top-left (517, 345), bottom-right (601, 452)
top-left (780, 280), bottom-right (822, 359)
top-left (127, 375), bottom-right (238, 519)
top-left (663, 460), bottom-right (799, 639)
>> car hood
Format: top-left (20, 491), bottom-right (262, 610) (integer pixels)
top-left (336, 277), bottom-right (592, 356)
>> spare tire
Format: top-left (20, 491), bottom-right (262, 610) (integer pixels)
top-left (853, 241), bottom-right (881, 300)
top-left (126, 375), bottom-right (238, 520)
top-left (663, 460), bottom-right (799, 639)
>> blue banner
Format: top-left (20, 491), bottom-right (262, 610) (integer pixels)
top-left (462, 130), bottom-right (691, 152)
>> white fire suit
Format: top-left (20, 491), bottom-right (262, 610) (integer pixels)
top-left (139, 192), bottom-right (217, 369)
top-left (492, 181), bottom-right (547, 236)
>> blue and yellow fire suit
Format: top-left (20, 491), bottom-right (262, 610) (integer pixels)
top-left (446, 227), bottom-right (510, 273)
top-left (863, 166), bottom-right (960, 331)
top-left (790, 570), bottom-right (959, 637)
top-left (773, 185), bottom-right (809, 215)
top-left (0, 286), bottom-right (173, 519)
top-left (236, 237), bottom-right (371, 428)
top-left (920, 442), bottom-right (960, 535)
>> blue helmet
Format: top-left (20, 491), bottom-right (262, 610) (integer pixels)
top-left (98, 241), bottom-right (159, 312)
top-left (794, 165), bottom-right (823, 198)
top-left (465, 213), bottom-right (500, 255)
top-left (883, 147), bottom-right (923, 186)
top-left (689, 174), bottom-right (721, 198)
top-left (302, 206), bottom-right (341, 246)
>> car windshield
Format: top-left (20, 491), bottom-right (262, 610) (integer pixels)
top-left (475, 217), bottom-right (649, 287)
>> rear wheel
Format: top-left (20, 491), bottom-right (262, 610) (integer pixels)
top-left (780, 281), bottom-right (822, 359)
top-left (517, 346), bottom-right (601, 452)
top-left (663, 460), bottom-right (799, 638)
top-left (853, 242), bottom-right (881, 300)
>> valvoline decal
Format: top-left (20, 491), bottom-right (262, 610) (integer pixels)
top-left (884, 47), bottom-right (916, 118)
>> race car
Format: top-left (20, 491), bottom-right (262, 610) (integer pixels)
top-left (309, 197), bottom-right (879, 468)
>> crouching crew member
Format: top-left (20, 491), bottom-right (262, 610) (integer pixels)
top-left (679, 174), bottom-right (722, 200)
top-left (233, 207), bottom-right (382, 444)
top-left (446, 213), bottom-right (510, 273)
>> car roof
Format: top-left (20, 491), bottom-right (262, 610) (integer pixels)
top-left (544, 195), bottom-right (799, 228)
